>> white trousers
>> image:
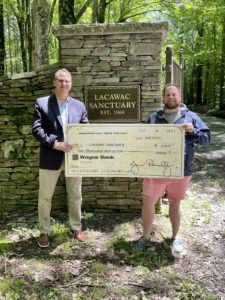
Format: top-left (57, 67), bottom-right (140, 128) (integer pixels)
top-left (38, 159), bottom-right (82, 234)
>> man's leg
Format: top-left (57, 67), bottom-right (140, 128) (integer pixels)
top-left (132, 195), bottom-right (159, 250)
top-left (166, 176), bottom-right (191, 240)
top-left (38, 167), bottom-right (62, 234)
top-left (142, 195), bottom-right (159, 238)
top-left (66, 176), bottom-right (82, 231)
top-left (168, 197), bottom-right (182, 238)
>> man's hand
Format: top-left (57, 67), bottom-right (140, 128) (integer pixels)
top-left (54, 142), bottom-right (73, 153)
top-left (183, 123), bottom-right (194, 133)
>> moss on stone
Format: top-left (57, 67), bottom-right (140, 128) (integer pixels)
top-left (0, 108), bottom-right (27, 116)
top-left (11, 173), bottom-right (35, 181)
top-left (11, 115), bottom-right (32, 126)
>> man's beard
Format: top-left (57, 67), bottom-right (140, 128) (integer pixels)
top-left (164, 102), bottom-right (180, 110)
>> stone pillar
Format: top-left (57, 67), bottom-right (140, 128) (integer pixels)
top-left (53, 22), bottom-right (168, 121)
top-left (52, 22), bottom-right (168, 213)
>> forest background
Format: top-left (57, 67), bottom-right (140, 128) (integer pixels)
top-left (0, 0), bottom-right (225, 111)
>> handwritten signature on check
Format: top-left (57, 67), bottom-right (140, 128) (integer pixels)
top-left (130, 159), bottom-right (173, 176)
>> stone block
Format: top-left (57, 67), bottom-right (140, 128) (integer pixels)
top-left (106, 34), bottom-right (130, 40)
top-left (0, 115), bottom-right (11, 122)
top-left (9, 92), bottom-right (33, 97)
top-left (11, 173), bottom-right (36, 181)
top-left (71, 75), bottom-right (93, 86)
top-left (1, 139), bottom-right (24, 159)
top-left (0, 174), bottom-right (11, 181)
top-left (83, 39), bottom-right (106, 48)
top-left (0, 167), bottom-right (13, 173)
top-left (18, 125), bottom-right (32, 135)
top-left (128, 55), bottom-right (153, 61)
top-left (121, 77), bottom-right (142, 82)
top-left (77, 66), bottom-right (92, 72)
top-left (1, 193), bottom-right (21, 200)
top-left (111, 62), bottom-right (121, 67)
top-left (91, 62), bottom-right (111, 72)
top-left (99, 186), bottom-right (129, 192)
top-left (80, 58), bottom-right (99, 66)
top-left (110, 51), bottom-right (127, 57)
top-left (100, 56), bottom-right (126, 61)
top-left (11, 115), bottom-right (33, 126)
top-left (92, 77), bottom-right (120, 83)
top-left (60, 39), bottom-right (83, 48)
top-left (14, 167), bottom-right (31, 173)
top-left (97, 199), bottom-right (139, 206)
top-left (92, 48), bottom-right (110, 56)
top-left (61, 48), bottom-right (91, 56)
top-left (61, 58), bottom-right (83, 65)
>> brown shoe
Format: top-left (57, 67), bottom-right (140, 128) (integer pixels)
top-left (38, 234), bottom-right (49, 248)
top-left (74, 230), bottom-right (86, 243)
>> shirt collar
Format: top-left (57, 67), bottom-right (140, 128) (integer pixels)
top-left (56, 96), bottom-right (69, 105)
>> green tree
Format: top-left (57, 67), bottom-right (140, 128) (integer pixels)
top-left (0, 0), bottom-right (5, 75)
top-left (219, 16), bottom-right (225, 110)
top-left (8, 0), bottom-right (30, 72)
top-left (58, 0), bottom-right (91, 25)
top-left (156, 0), bottom-right (225, 109)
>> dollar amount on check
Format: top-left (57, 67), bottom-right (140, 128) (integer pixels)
top-left (65, 124), bottom-right (184, 178)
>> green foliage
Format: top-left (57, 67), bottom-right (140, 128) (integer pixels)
top-left (156, 0), bottom-right (225, 107)
top-left (175, 278), bottom-right (210, 299)
top-left (82, 211), bottom-right (94, 220)
top-left (1, 0), bottom-right (225, 107)
top-left (107, 237), bottom-right (174, 269)
top-left (0, 279), bottom-right (25, 300)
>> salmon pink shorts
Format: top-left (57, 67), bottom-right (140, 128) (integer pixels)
top-left (142, 176), bottom-right (192, 200)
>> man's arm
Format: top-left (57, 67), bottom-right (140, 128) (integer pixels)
top-left (80, 103), bottom-right (89, 124)
top-left (32, 99), bottom-right (58, 149)
top-left (183, 114), bottom-right (210, 146)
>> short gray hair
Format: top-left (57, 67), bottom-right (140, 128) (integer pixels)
top-left (54, 68), bottom-right (72, 81)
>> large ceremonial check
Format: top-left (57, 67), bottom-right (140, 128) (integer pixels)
top-left (65, 124), bottom-right (184, 178)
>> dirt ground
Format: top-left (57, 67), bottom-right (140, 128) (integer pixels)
top-left (0, 115), bottom-right (224, 300)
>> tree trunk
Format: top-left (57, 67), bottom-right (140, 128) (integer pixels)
top-left (15, 0), bottom-right (28, 72)
top-left (26, 0), bottom-right (32, 71)
top-left (32, 0), bottom-right (51, 70)
top-left (203, 61), bottom-right (210, 105)
top-left (92, 0), bottom-right (98, 23)
top-left (97, 0), bottom-right (108, 23)
top-left (7, 14), bottom-right (13, 75)
top-left (196, 63), bottom-right (203, 104)
top-left (212, 21), bottom-right (217, 108)
top-left (0, 0), bottom-right (5, 75)
top-left (58, 0), bottom-right (75, 25)
top-left (195, 24), bottom-right (204, 105)
top-left (75, 0), bottom-right (91, 23)
top-left (219, 17), bottom-right (225, 110)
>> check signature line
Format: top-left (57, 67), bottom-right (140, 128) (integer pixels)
top-left (129, 159), bottom-right (173, 176)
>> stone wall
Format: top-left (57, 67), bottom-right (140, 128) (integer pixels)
top-left (0, 22), bottom-right (168, 213)
top-left (53, 22), bottom-right (168, 121)
top-left (0, 64), bottom-right (64, 212)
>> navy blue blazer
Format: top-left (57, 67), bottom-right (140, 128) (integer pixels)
top-left (32, 93), bottom-right (89, 170)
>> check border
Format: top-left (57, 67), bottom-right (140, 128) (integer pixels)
top-left (65, 123), bottom-right (184, 178)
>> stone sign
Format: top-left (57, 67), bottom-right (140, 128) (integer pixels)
top-left (85, 86), bottom-right (140, 122)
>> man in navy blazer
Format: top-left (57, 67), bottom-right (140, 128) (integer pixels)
top-left (33, 68), bottom-right (88, 247)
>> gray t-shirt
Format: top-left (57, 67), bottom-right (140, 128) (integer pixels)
top-left (164, 110), bottom-right (181, 124)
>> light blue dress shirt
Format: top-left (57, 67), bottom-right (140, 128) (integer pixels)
top-left (57, 98), bottom-right (69, 133)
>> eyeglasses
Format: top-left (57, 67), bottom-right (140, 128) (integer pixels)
top-left (56, 79), bottom-right (71, 84)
